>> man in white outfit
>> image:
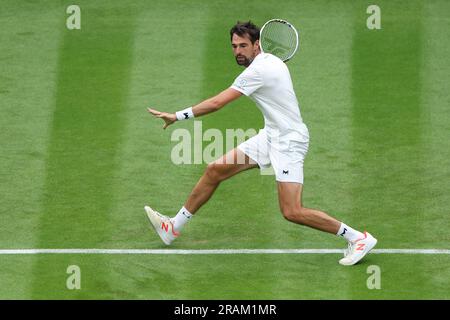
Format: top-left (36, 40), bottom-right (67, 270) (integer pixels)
top-left (146, 21), bottom-right (377, 265)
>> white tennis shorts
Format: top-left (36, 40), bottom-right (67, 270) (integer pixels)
top-left (237, 127), bottom-right (309, 184)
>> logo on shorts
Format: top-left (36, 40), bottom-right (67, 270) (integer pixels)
top-left (282, 170), bottom-right (289, 175)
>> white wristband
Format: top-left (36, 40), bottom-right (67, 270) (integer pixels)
top-left (176, 107), bottom-right (194, 121)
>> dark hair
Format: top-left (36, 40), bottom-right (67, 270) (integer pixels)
top-left (230, 21), bottom-right (260, 44)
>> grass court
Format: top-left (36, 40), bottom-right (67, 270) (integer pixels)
top-left (0, 0), bottom-right (449, 299)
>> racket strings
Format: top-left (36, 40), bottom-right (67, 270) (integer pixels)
top-left (260, 21), bottom-right (297, 61)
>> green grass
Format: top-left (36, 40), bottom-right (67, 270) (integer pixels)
top-left (1, 0), bottom-right (449, 299)
top-left (2, 254), bottom-right (450, 299)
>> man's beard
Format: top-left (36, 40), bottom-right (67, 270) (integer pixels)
top-left (235, 55), bottom-right (252, 67)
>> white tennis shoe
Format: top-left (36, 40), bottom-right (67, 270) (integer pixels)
top-left (144, 206), bottom-right (179, 245)
top-left (339, 231), bottom-right (377, 266)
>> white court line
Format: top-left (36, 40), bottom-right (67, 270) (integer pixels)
top-left (0, 249), bottom-right (449, 255)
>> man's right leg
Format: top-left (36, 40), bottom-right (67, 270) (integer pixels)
top-left (184, 148), bottom-right (258, 214)
top-left (145, 148), bottom-right (258, 244)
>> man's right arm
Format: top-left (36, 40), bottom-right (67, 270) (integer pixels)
top-left (191, 87), bottom-right (242, 117)
top-left (147, 87), bottom-right (242, 129)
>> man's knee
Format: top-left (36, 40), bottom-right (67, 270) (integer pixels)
top-left (205, 162), bottom-right (227, 183)
top-left (281, 206), bottom-right (306, 223)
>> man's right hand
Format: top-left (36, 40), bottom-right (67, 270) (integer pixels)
top-left (147, 108), bottom-right (177, 129)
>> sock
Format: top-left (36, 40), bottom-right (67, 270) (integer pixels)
top-left (172, 207), bottom-right (193, 232)
top-left (336, 222), bottom-right (364, 242)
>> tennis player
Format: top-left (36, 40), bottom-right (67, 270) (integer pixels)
top-left (146, 21), bottom-right (377, 265)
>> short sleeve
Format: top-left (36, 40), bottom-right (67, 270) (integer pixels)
top-left (230, 66), bottom-right (263, 96)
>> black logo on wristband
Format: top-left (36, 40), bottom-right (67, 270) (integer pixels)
top-left (183, 112), bottom-right (189, 119)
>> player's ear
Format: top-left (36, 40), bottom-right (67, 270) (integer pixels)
top-left (254, 39), bottom-right (260, 50)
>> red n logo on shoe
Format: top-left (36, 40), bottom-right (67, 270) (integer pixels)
top-left (161, 222), bottom-right (169, 232)
top-left (356, 243), bottom-right (366, 251)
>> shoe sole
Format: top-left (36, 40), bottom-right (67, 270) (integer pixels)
top-left (339, 236), bottom-right (378, 266)
top-left (144, 206), bottom-right (172, 245)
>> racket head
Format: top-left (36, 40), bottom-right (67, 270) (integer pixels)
top-left (259, 19), bottom-right (299, 62)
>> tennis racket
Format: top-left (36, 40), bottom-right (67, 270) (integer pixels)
top-left (259, 19), bottom-right (299, 62)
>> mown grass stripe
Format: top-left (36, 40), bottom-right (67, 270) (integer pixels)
top-left (32, 2), bottom-right (137, 298)
top-left (37, 11), bottom-right (136, 247)
top-left (350, 0), bottom-right (426, 298)
top-left (350, 1), bottom-right (424, 248)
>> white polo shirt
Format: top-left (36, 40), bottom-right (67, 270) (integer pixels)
top-left (230, 53), bottom-right (308, 149)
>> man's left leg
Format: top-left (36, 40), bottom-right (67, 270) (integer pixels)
top-left (277, 182), bottom-right (377, 265)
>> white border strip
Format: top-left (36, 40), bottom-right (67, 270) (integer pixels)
top-left (0, 249), bottom-right (449, 255)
